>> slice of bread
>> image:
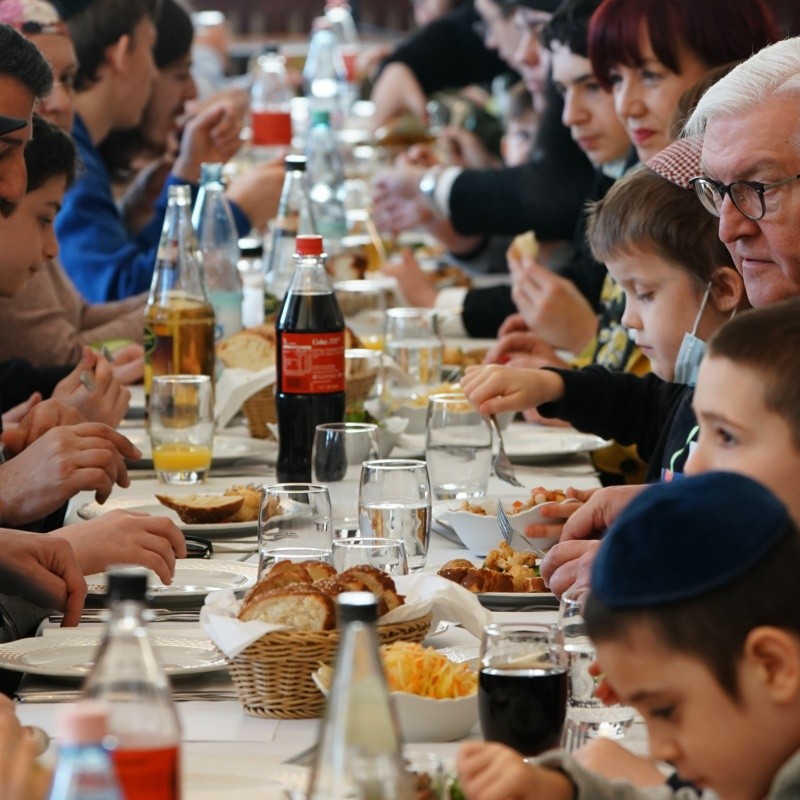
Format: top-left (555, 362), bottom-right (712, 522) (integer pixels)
top-left (508, 230), bottom-right (539, 262)
top-left (223, 484), bottom-right (261, 522)
top-left (238, 583), bottom-right (336, 630)
top-left (155, 494), bottom-right (244, 524)
top-left (216, 326), bottom-right (277, 371)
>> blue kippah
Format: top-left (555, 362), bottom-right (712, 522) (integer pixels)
top-left (591, 472), bottom-right (794, 607)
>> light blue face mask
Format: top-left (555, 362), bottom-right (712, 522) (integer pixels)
top-left (674, 284), bottom-right (711, 386)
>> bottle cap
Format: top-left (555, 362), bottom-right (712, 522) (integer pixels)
top-left (295, 235), bottom-right (324, 256)
top-left (284, 155), bottom-right (307, 172)
top-left (337, 591), bottom-right (378, 624)
top-left (310, 109), bottom-right (331, 128)
top-left (200, 162), bottom-right (224, 184)
top-left (238, 236), bottom-right (264, 257)
top-left (55, 701), bottom-right (111, 745)
top-left (107, 566), bottom-right (148, 604)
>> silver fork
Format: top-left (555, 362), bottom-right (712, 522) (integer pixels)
top-left (497, 501), bottom-right (547, 557)
top-left (486, 414), bottom-right (523, 488)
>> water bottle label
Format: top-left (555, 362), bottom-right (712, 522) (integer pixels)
top-left (280, 331), bottom-right (345, 393)
top-left (251, 110), bottom-right (292, 146)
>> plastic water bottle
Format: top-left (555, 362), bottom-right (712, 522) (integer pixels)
top-left (82, 567), bottom-right (182, 800)
top-left (303, 26), bottom-right (347, 127)
top-left (324, 1), bottom-right (360, 95)
top-left (192, 162), bottom-right (243, 341)
top-left (48, 702), bottom-right (123, 800)
top-left (307, 593), bottom-right (414, 800)
top-left (250, 44), bottom-right (293, 161)
top-left (305, 109), bottom-right (348, 249)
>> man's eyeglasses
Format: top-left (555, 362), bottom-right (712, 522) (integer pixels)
top-left (690, 173), bottom-right (800, 221)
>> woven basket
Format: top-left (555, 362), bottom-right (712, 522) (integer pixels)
top-left (227, 613), bottom-right (432, 719)
top-left (241, 370), bottom-right (378, 439)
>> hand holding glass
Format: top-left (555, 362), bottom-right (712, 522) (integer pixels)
top-left (149, 374), bottom-right (214, 484)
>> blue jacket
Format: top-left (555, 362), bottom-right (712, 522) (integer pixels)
top-left (56, 113), bottom-right (250, 302)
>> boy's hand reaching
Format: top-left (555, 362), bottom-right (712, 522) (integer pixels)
top-left (461, 364), bottom-right (565, 417)
top-left (457, 742), bottom-right (574, 800)
top-left (1, 399), bottom-right (84, 455)
top-left (381, 249), bottom-right (437, 308)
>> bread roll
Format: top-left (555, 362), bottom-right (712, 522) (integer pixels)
top-left (216, 326), bottom-right (277, 371)
top-left (508, 230), bottom-right (539, 261)
top-left (238, 583), bottom-right (336, 630)
top-left (155, 494), bottom-right (244, 524)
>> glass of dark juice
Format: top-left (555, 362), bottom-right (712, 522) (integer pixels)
top-left (478, 623), bottom-right (568, 756)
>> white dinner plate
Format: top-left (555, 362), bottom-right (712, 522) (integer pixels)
top-left (84, 560), bottom-right (257, 599)
top-left (399, 424), bottom-right (608, 464)
top-left (125, 433), bottom-right (277, 468)
top-left (0, 633), bottom-right (227, 677)
top-left (77, 496), bottom-right (258, 538)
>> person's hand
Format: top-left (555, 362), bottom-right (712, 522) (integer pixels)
top-left (396, 143), bottom-right (440, 169)
top-left (437, 127), bottom-right (500, 169)
top-left (460, 364), bottom-right (565, 417)
top-left (52, 347), bottom-right (130, 428)
top-left (108, 343), bottom-right (144, 385)
top-left (51, 511), bottom-right (187, 585)
top-left (1, 392), bottom-right (42, 429)
top-left (539, 539), bottom-right (600, 597)
top-left (1, 398), bottom-right (84, 455)
top-left (0, 423), bottom-right (139, 526)
top-left (508, 255), bottom-right (598, 353)
top-left (172, 100), bottom-right (243, 183)
top-left (560, 485), bottom-right (647, 542)
top-left (497, 313), bottom-right (530, 337)
top-left (483, 331), bottom-right (569, 369)
top-left (226, 160), bottom-right (286, 232)
top-left (370, 62), bottom-right (428, 129)
top-left (0, 695), bottom-right (51, 800)
top-left (572, 739), bottom-right (665, 788)
top-left (371, 166), bottom-right (430, 235)
top-left (457, 741), bottom-right (573, 800)
top-left (0, 529), bottom-right (87, 626)
top-left (119, 152), bottom-right (176, 234)
top-left (381, 249), bottom-right (437, 307)
top-left (522, 490), bottom-right (592, 539)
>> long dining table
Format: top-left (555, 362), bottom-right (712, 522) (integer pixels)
top-left (12, 398), bottom-right (652, 799)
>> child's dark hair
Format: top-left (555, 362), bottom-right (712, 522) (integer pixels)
top-left (25, 114), bottom-right (76, 192)
top-left (542, 0), bottom-right (603, 59)
top-left (585, 527), bottom-right (800, 699)
top-left (505, 82), bottom-right (535, 124)
top-left (65, 0), bottom-right (158, 91)
top-left (706, 299), bottom-right (800, 451)
top-left (0, 115), bottom-right (75, 217)
top-left (587, 165), bottom-right (734, 285)
top-left (0, 23), bottom-right (53, 98)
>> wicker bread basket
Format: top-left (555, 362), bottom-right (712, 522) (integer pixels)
top-left (227, 613), bottom-right (432, 719)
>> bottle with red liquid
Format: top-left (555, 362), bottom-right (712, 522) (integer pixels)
top-left (82, 567), bottom-right (181, 800)
top-left (250, 44), bottom-right (293, 161)
top-left (275, 234), bottom-right (345, 482)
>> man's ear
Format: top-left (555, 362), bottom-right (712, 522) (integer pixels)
top-left (743, 627), bottom-right (800, 704)
top-left (105, 34), bottom-right (133, 77)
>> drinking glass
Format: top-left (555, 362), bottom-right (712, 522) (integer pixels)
top-left (479, 623), bottom-right (568, 756)
top-left (313, 422), bottom-right (379, 532)
top-left (259, 547), bottom-right (333, 580)
top-left (333, 278), bottom-right (388, 349)
top-left (358, 459), bottom-right (431, 571)
top-left (384, 308), bottom-right (443, 388)
top-left (148, 374), bottom-right (214, 484)
top-left (558, 588), bottom-right (636, 750)
top-left (258, 484), bottom-right (332, 574)
top-left (331, 537), bottom-right (409, 575)
top-left (425, 393), bottom-right (492, 499)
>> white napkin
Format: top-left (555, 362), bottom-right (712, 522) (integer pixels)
top-left (201, 589), bottom-right (283, 659)
top-left (393, 573), bottom-right (491, 639)
top-left (214, 366), bottom-right (276, 429)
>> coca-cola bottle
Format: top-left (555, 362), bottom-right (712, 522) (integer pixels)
top-left (275, 234), bottom-right (345, 482)
top-left (249, 44), bottom-right (293, 162)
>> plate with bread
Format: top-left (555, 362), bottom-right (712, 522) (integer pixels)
top-left (436, 542), bottom-right (558, 610)
top-left (77, 484), bottom-right (262, 537)
top-left (124, 433), bottom-right (277, 468)
top-left (85, 560), bottom-right (257, 600)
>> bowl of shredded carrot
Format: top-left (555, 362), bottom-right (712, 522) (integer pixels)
top-left (313, 641), bottom-right (478, 741)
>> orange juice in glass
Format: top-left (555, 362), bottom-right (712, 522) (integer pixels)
top-left (149, 375), bottom-right (214, 484)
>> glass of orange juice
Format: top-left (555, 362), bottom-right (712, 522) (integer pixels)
top-left (149, 375), bottom-right (214, 484)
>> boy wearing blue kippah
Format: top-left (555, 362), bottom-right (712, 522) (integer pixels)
top-left (458, 472), bottom-right (800, 800)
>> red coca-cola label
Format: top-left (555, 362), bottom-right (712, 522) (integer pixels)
top-left (280, 331), bottom-right (345, 393)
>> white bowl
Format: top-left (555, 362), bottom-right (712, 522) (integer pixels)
top-left (312, 671), bottom-right (477, 742)
top-left (436, 497), bottom-right (571, 557)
